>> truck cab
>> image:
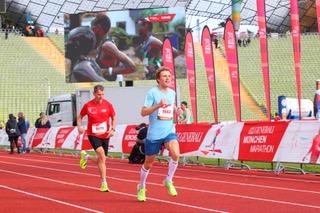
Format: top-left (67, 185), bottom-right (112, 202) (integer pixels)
top-left (46, 86), bottom-right (179, 127)
top-left (46, 94), bottom-right (77, 126)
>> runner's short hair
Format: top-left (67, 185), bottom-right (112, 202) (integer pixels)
top-left (155, 66), bottom-right (171, 83)
top-left (94, 85), bottom-right (104, 92)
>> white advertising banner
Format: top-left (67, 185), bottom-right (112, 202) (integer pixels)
top-left (273, 121), bottom-right (320, 164)
top-left (24, 121), bottom-right (320, 165)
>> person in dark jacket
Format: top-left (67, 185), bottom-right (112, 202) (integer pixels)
top-left (18, 112), bottom-right (27, 153)
top-left (35, 113), bottom-right (51, 128)
top-left (34, 112), bottom-right (44, 127)
top-left (6, 114), bottom-right (21, 154)
top-left (129, 123), bottom-right (148, 164)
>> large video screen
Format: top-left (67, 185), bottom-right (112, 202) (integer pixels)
top-left (64, 7), bottom-right (186, 83)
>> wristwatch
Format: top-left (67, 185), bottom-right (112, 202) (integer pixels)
top-left (111, 128), bottom-right (116, 132)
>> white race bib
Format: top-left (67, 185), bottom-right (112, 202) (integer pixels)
top-left (92, 122), bottom-right (107, 134)
top-left (158, 104), bottom-right (174, 120)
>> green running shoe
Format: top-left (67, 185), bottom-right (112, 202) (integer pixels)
top-left (79, 150), bottom-right (87, 169)
top-left (163, 180), bottom-right (177, 196)
top-left (137, 184), bottom-right (146, 202)
top-left (100, 182), bottom-right (110, 192)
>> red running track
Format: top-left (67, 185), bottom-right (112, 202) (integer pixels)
top-left (0, 150), bottom-right (320, 213)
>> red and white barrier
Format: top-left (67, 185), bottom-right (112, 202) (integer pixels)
top-left (0, 129), bottom-right (9, 147)
top-left (24, 121), bottom-right (320, 164)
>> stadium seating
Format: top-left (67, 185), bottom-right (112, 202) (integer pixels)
top-left (0, 32), bottom-right (319, 125)
top-left (48, 34), bottom-right (65, 54)
top-left (236, 34), bottom-right (320, 118)
top-left (0, 32), bottom-right (77, 124)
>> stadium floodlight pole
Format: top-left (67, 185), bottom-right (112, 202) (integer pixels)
top-left (45, 77), bottom-right (50, 99)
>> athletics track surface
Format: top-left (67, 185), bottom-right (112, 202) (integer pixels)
top-left (0, 151), bottom-right (320, 213)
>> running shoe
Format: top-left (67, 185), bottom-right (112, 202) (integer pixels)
top-left (137, 184), bottom-right (146, 202)
top-left (79, 150), bottom-right (87, 169)
top-left (100, 182), bottom-right (110, 192)
top-left (163, 180), bottom-right (177, 196)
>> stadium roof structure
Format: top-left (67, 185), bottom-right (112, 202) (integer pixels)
top-left (2, 0), bottom-right (318, 33)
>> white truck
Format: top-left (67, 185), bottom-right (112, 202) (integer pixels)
top-left (46, 86), bottom-right (156, 127)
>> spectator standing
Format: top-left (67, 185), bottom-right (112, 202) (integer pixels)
top-left (179, 101), bottom-right (193, 124)
top-left (247, 37), bottom-right (251, 46)
top-left (6, 114), bottom-right (21, 154)
top-left (17, 112), bottom-right (27, 153)
top-left (213, 37), bottom-right (219, 49)
top-left (35, 113), bottom-right (51, 128)
top-left (274, 112), bottom-right (281, 122)
top-left (237, 38), bottom-right (242, 47)
top-left (243, 38), bottom-right (247, 47)
top-left (286, 30), bottom-right (291, 37)
top-left (78, 85), bottom-right (117, 192)
top-left (24, 115), bottom-right (30, 129)
top-left (34, 112), bottom-right (44, 127)
top-left (303, 28), bottom-right (307, 34)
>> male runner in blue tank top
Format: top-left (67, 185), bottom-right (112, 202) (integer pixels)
top-left (137, 66), bottom-right (180, 202)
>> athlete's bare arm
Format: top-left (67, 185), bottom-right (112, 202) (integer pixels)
top-left (73, 61), bottom-right (107, 82)
top-left (101, 41), bottom-right (137, 74)
top-left (149, 37), bottom-right (180, 58)
top-left (141, 98), bottom-right (166, 117)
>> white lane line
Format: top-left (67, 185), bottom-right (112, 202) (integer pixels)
top-left (1, 162), bottom-right (320, 210)
top-left (0, 169), bottom-right (227, 213)
top-left (1, 160), bottom-right (320, 195)
top-left (0, 184), bottom-right (103, 213)
top-left (2, 154), bottom-right (319, 184)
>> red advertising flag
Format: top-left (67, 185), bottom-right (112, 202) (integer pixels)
top-left (176, 123), bottom-right (212, 154)
top-left (185, 31), bottom-right (197, 123)
top-left (162, 37), bottom-right (177, 123)
top-left (238, 121), bottom-right (289, 161)
top-left (201, 26), bottom-right (218, 123)
top-left (291, 0), bottom-right (302, 119)
top-left (224, 19), bottom-right (241, 122)
top-left (54, 127), bottom-right (74, 148)
top-left (256, 0), bottom-right (271, 121)
top-left (162, 37), bottom-right (176, 92)
top-left (317, 0), bottom-right (320, 34)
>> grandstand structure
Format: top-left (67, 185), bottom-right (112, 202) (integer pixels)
top-left (1, 31), bottom-right (319, 124)
top-left (233, 33), bottom-right (320, 118)
top-left (0, 0), bottom-right (319, 125)
top-left (0, 31), bottom-right (76, 124)
top-left (1, 0), bottom-right (318, 33)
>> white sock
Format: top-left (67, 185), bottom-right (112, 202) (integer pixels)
top-left (101, 179), bottom-right (107, 184)
top-left (139, 165), bottom-right (149, 189)
top-left (84, 154), bottom-right (89, 160)
top-left (165, 158), bottom-right (178, 182)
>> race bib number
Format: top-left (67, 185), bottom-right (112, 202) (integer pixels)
top-left (92, 122), bottom-right (107, 134)
top-left (158, 104), bottom-right (174, 120)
